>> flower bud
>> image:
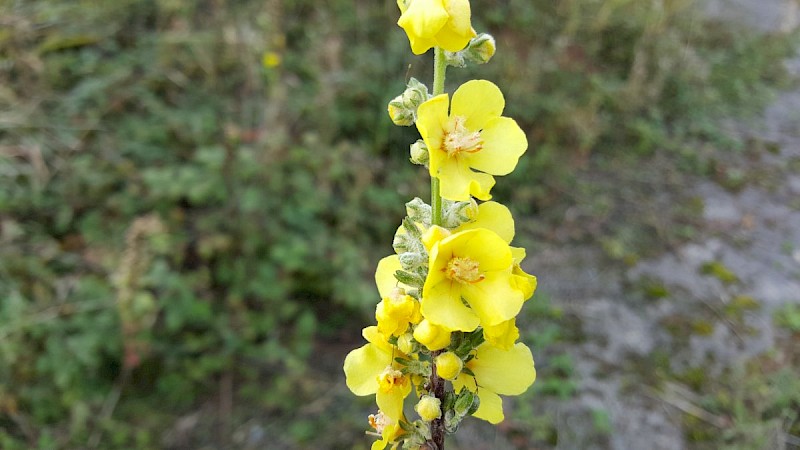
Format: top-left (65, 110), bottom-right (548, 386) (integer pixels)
top-left (441, 198), bottom-right (478, 228)
top-left (435, 351), bottom-right (463, 380)
top-left (413, 319), bottom-right (451, 351)
top-left (388, 95), bottom-right (414, 126)
top-left (402, 78), bottom-right (429, 109)
top-left (399, 251), bottom-right (426, 271)
top-left (443, 49), bottom-right (466, 68)
top-left (409, 139), bottom-right (429, 166)
top-left (397, 333), bottom-right (415, 355)
top-left (465, 33), bottom-right (496, 65)
top-left (387, 78), bottom-right (430, 127)
top-left (415, 395), bottom-right (442, 422)
top-left (405, 197), bottom-right (431, 225)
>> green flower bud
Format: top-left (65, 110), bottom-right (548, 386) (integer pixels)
top-left (409, 139), bottom-right (429, 166)
top-left (388, 95), bottom-right (414, 126)
top-left (386, 78), bottom-right (430, 127)
top-left (441, 198), bottom-right (478, 228)
top-left (443, 49), bottom-right (466, 68)
top-left (465, 33), bottom-right (496, 65)
top-left (399, 251), bottom-right (426, 271)
top-left (405, 197), bottom-right (432, 225)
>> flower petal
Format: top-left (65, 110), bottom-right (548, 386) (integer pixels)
top-left (483, 319), bottom-right (519, 350)
top-left (397, 0), bottom-right (449, 39)
top-left (376, 255), bottom-right (404, 299)
top-left (443, 0), bottom-right (472, 35)
top-left (455, 201), bottom-right (514, 243)
top-left (450, 80), bottom-right (505, 131)
top-left (445, 228), bottom-right (512, 273)
top-left (437, 157), bottom-right (495, 201)
top-left (421, 278), bottom-right (479, 331)
top-left (344, 343), bottom-right (391, 396)
top-left (473, 388), bottom-right (504, 424)
top-left (453, 373), bottom-right (504, 424)
top-left (462, 270), bottom-right (525, 326)
top-left (418, 94), bottom-right (451, 177)
top-left (376, 381), bottom-right (411, 422)
top-left (468, 343), bottom-right (536, 395)
top-left (468, 116), bottom-right (527, 176)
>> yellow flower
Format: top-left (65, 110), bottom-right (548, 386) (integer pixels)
top-left (454, 201), bottom-right (537, 301)
top-left (416, 80), bottom-right (528, 201)
top-left (376, 288), bottom-right (422, 337)
top-left (262, 51), bottom-right (282, 68)
top-left (368, 411), bottom-right (405, 450)
top-left (421, 228), bottom-right (525, 331)
top-left (344, 327), bottom-right (412, 421)
top-left (452, 342), bottom-right (536, 424)
top-left (397, 0), bottom-right (476, 55)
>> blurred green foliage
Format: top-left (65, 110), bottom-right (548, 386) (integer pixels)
top-left (0, 0), bottom-right (795, 447)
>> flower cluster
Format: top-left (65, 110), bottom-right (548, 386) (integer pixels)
top-left (344, 1), bottom-right (537, 448)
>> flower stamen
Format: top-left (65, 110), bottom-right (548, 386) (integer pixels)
top-left (442, 116), bottom-right (482, 157)
top-left (445, 256), bottom-right (484, 284)
top-left (377, 366), bottom-right (408, 393)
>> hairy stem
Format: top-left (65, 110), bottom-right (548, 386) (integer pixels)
top-left (428, 46), bottom-right (447, 450)
top-left (430, 47), bottom-right (446, 228)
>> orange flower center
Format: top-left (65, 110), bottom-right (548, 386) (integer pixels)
top-left (445, 256), bottom-right (484, 284)
top-left (377, 366), bottom-right (408, 393)
top-left (442, 116), bottom-right (482, 157)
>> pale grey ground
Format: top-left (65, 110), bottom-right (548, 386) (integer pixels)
top-left (453, 0), bottom-right (800, 449)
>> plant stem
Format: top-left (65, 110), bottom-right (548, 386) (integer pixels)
top-left (430, 46), bottom-right (446, 228)
top-left (429, 46), bottom-right (447, 450)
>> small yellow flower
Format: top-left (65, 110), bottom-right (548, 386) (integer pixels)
top-left (452, 342), bottom-right (536, 424)
top-left (397, 0), bottom-right (476, 55)
top-left (434, 351), bottom-right (463, 380)
top-left (422, 228), bottom-right (525, 331)
top-left (376, 288), bottom-right (422, 337)
top-left (413, 318), bottom-right (452, 351)
top-left (262, 51), bottom-right (281, 68)
top-left (368, 411), bottom-right (405, 450)
top-left (415, 395), bottom-right (442, 421)
top-left (416, 80), bottom-right (528, 201)
top-left (344, 327), bottom-right (412, 421)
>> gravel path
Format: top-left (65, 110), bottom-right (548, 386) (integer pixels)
top-left (516, 2), bottom-right (800, 448)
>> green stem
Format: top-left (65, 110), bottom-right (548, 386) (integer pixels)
top-left (432, 47), bottom-right (447, 97)
top-left (431, 47), bottom-right (446, 227)
top-left (429, 46), bottom-right (447, 450)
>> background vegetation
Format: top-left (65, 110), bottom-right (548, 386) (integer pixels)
top-left (0, 0), bottom-right (797, 448)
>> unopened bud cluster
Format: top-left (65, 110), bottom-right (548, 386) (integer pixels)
top-left (388, 78), bottom-right (430, 126)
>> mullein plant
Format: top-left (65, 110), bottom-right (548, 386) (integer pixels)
top-left (344, 1), bottom-right (537, 448)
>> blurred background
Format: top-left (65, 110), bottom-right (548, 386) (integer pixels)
top-left (1, 0), bottom-right (799, 449)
